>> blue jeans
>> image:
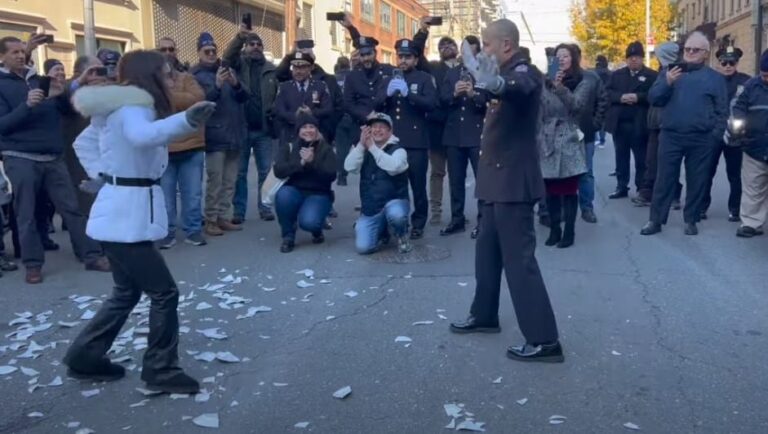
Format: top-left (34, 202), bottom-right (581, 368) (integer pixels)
top-left (275, 185), bottom-right (332, 240)
top-left (355, 199), bottom-right (409, 254)
top-left (160, 150), bottom-right (204, 237)
top-left (598, 129), bottom-right (606, 144)
top-left (579, 141), bottom-right (595, 212)
top-left (234, 131), bottom-right (273, 219)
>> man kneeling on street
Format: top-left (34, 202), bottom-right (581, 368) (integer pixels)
top-left (344, 113), bottom-right (412, 254)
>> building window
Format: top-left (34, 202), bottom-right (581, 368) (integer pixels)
top-left (344, 0), bottom-right (352, 12)
top-left (0, 22), bottom-right (36, 40)
top-left (75, 35), bottom-right (125, 56)
top-left (412, 18), bottom-right (419, 37)
top-left (380, 2), bottom-right (392, 31)
top-left (730, 0), bottom-right (734, 15)
top-left (362, 0), bottom-right (375, 23)
top-left (397, 11), bottom-right (406, 37)
top-left (382, 50), bottom-right (392, 64)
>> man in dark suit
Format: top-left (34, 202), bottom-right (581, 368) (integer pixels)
top-left (274, 52), bottom-right (333, 146)
top-left (380, 39), bottom-right (437, 239)
top-left (604, 42), bottom-right (657, 199)
top-left (449, 19), bottom-right (562, 363)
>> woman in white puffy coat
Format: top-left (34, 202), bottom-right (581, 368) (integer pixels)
top-left (63, 50), bottom-right (215, 394)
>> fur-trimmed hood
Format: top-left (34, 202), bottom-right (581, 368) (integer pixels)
top-left (73, 85), bottom-right (155, 117)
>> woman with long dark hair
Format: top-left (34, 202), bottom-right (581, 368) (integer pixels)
top-left (538, 43), bottom-right (589, 248)
top-left (63, 50), bottom-right (215, 393)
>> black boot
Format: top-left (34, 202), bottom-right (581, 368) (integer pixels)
top-left (544, 195), bottom-right (562, 246)
top-left (557, 194), bottom-right (577, 248)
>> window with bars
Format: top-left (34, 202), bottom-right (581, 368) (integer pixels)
top-left (411, 18), bottom-right (419, 37)
top-left (362, 0), bottom-right (375, 23)
top-left (397, 11), bottom-right (406, 37)
top-left (299, 2), bottom-right (313, 40)
top-left (381, 3), bottom-right (392, 31)
top-left (75, 36), bottom-right (125, 56)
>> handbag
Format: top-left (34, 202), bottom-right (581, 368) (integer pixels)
top-left (262, 143), bottom-right (293, 207)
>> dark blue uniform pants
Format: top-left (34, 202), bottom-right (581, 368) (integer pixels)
top-left (650, 132), bottom-right (715, 225)
top-left (405, 148), bottom-right (429, 230)
top-left (470, 202), bottom-right (559, 344)
top-left (446, 146), bottom-right (480, 225)
top-left (703, 141), bottom-right (742, 216)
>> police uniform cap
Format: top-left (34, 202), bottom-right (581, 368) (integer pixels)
top-left (716, 45), bottom-right (743, 62)
top-left (291, 51), bottom-right (315, 66)
top-left (358, 36), bottom-right (379, 55)
top-left (395, 39), bottom-right (417, 56)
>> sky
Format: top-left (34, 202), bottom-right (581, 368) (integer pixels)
top-left (501, 0), bottom-right (574, 69)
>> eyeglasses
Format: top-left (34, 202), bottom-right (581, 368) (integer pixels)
top-left (247, 41), bottom-right (263, 47)
top-left (159, 47), bottom-right (176, 53)
top-left (203, 49), bottom-right (217, 56)
top-left (720, 60), bottom-right (737, 67)
top-left (684, 47), bottom-right (705, 54)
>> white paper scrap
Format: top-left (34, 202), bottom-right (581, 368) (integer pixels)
top-left (294, 422), bottom-right (310, 428)
top-left (624, 422), bottom-right (641, 430)
top-left (332, 386), bottom-right (352, 399)
top-left (192, 413), bottom-right (219, 429)
top-left (81, 389), bottom-right (100, 398)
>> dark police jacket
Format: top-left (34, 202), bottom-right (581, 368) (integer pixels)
top-left (380, 69), bottom-right (436, 149)
top-left (274, 79), bottom-right (333, 144)
top-left (604, 65), bottom-right (657, 135)
top-left (360, 142), bottom-right (409, 216)
top-left (732, 76), bottom-right (768, 162)
top-left (343, 62), bottom-right (394, 125)
top-left (476, 52), bottom-right (545, 203)
top-left (440, 65), bottom-right (488, 148)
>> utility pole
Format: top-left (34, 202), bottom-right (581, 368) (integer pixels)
top-left (753, 0), bottom-right (763, 75)
top-left (83, 0), bottom-right (97, 56)
top-left (645, 0), bottom-right (651, 64)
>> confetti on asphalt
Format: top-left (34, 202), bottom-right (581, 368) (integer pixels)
top-left (273, 383), bottom-right (289, 387)
top-left (295, 421), bottom-right (310, 428)
top-left (196, 328), bottom-right (228, 340)
top-left (0, 366), bottom-right (18, 375)
top-left (215, 352), bottom-right (240, 363)
top-left (195, 389), bottom-right (211, 403)
top-left (343, 291), bottom-right (359, 298)
top-left (136, 387), bottom-right (163, 397)
top-left (395, 336), bottom-right (412, 343)
top-left (170, 393), bottom-right (190, 400)
top-left (612, 350), bottom-right (622, 356)
top-left (492, 377), bottom-right (502, 384)
top-left (80, 310), bottom-right (96, 320)
top-left (196, 302), bottom-right (213, 311)
top-left (129, 399), bottom-right (150, 408)
top-left (333, 386), bottom-right (352, 399)
top-left (58, 321), bottom-right (81, 328)
top-left (192, 413), bottom-right (219, 428)
top-left (27, 412), bottom-right (44, 418)
top-left (456, 420), bottom-right (486, 432)
top-left (194, 352), bottom-right (217, 362)
top-left (549, 415), bottom-right (567, 425)
top-left (81, 389), bottom-right (101, 398)
top-left (47, 376), bottom-right (63, 387)
top-left (296, 280), bottom-right (315, 289)
top-left (516, 398), bottom-right (528, 406)
top-left (295, 269), bottom-right (315, 278)
top-left (624, 422), bottom-right (641, 430)
top-left (412, 321), bottom-right (434, 326)
top-left (235, 306), bottom-right (272, 319)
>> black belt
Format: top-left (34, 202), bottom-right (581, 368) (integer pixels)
top-left (100, 173), bottom-right (160, 187)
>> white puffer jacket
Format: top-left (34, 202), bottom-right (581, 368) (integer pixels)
top-left (73, 85), bottom-right (195, 242)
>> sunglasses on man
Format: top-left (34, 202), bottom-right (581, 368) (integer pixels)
top-left (159, 47), bottom-right (175, 53)
top-left (720, 60), bottom-right (737, 67)
top-left (683, 47), bottom-right (705, 54)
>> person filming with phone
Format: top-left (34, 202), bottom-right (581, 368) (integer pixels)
top-left (0, 36), bottom-right (111, 284)
top-left (641, 31), bottom-right (729, 237)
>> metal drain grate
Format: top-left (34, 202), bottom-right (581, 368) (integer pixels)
top-left (368, 244), bottom-right (450, 264)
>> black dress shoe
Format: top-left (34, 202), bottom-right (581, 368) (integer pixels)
top-left (538, 215), bottom-right (551, 227)
top-left (671, 199), bottom-right (682, 210)
top-left (312, 233), bottom-right (325, 244)
top-left (640, 221), bottom-right (662, 235)
top-left (440, 222), bottom-right (466, 236)
top-left (67, 361), bottom-right (126, 382)
top-left (609, 171), bottom-right (617, 177)
top-left (699, 212), bottom-right (708, 220)
top-left (410, 228), bottom-right (424, 240)
top-left (684, 223), bottom-right (698, 235)
top-left (259, 210), bottom-right (275, 221)
top-left (631, 196), bottom-right (651, 207)
top-left (280, 240), bottom-right (295, 253)
top-left (581, 209), bottom-right (597, 223)
top-left (608, 190), bottom-right (628, 199)
top-left (42, 238), bottom-right (60, 251)
top-left (736, 226), bottom-right (763, 238)
top-left (728, 213), bottom-right (740, 222)
top-left (470, 226), bottom-right (479, 239)
top-left (231, 216), bottom-right (244, 225)
top-left (337, 176), bottom-right (347, 186)
top-left (506, 341), bottom-right (564, 363)
top-left (449, 316), bottom-right (501, 334)
top-left (145, 372), bottom-right (200, 394)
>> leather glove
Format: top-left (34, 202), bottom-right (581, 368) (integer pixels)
top-left (185, 101), bottom-right (217, 127)
top-left (462, 40), bottom-right (503, 94)
top-left (79, 178), bottom-right (105, 195)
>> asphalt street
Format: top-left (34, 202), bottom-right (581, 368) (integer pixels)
top-left (1, 138), bottom-right (767, 434)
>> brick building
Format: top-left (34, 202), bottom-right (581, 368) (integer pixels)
top-left (676, 0), bottom-right (767, 74)
top-left (339, 0), bottom-right (429, 64)
top-left (416, 0), bottom-right (503, 60)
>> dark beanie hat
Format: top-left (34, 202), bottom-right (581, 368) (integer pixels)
top-left (43, 59), bottom-right (63, 75)
top-left (245, 33), bottom-right (263, 45)
top-left (296, 111), bottom-right (320, 134)
top-left (626, 41), bottom-right (644, 58)
top-left (438, 36), bottom-right (457, 47)
top-left (760, 49), bottom-right (768, 72)
top-left (595, 55), bottom-right (608, 68)
top-left (198, 32), bottom-right (216, 51)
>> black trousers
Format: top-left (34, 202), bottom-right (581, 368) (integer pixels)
top-left (614, 121), bottom-right (647, 192)
top-left (639, 129), bottom-right (682, 202)
top-left (334, 115), bottom-right (357, 176)
top-left (470, 202), bottom-right (559, 344)
top-left (446, 146), bottom-right (480, 224)
top-left (703, 141), bottom-right (742, 215)
top-left (406, 148), bottom-right (429, 230)
top-left (64, 241), bottom-right (182, 383)
top-left (650, 132), bottom-right (715, 225)
top-left (3, 157), bottom-right (101, 268)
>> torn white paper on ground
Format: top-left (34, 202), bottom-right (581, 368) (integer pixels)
top-left (333, 386), bottom-right (352, 399)
top-left (58, 321), bottom-right (81, 328)
top-left (412, 321), bottom-right (434, 326)
top-left (192, 413), bottom-right (219, 428)
top-left (195, 389), bottom-right (211, 403)
top-left (216, 352), bottom-right (240, 363)
top-left (444, 403), bottom-right (463, 418)
top-left (194, 352), bottom-right (217, 363)
top-left (236, 306), bottom-right (272, 319)
top-left (623, 422), bottom-right (641, 430)
top-left (492, 377), bottom-right (502, 384)
top-left (343, 291), bottom-right (358, 298)
top-left (295, 269), bottom-right (315, 278)
top-left (27, 412), bottom-right (44, 417)
top-left (81, 389), bottom-right (100, 398)
top-left (395, 336), bottom-right (412, 343)
top-left (294, 422), bottom-right (310, 428)
top-left (196, 328), bottom-right (228, 340)
top-left (196, 302), bottom-right (213, 311)
top-left (0, 365), bottom-right (18, 375)
top-left (80, 310), bottom-right (96, 320)
top-left (549, 415), bottom-right (567, 425)
top-left (47, 376), bottom-right (63, 386)
top-left (456, 420), bottom-right (486, 432)
top-left (516, 398), bottom-right (528, 406)
top-left (296, 280), bottom-right (315, 289)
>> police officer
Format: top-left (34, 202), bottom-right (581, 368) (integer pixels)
top-left (274, 52), bottom-right (333, 147)
top-left (381, 39), bottom-right (437, 239)
top-left (440, 36), bottom-right (487, 238)
top-left (342, 36), bottom-right (394, 141)
top-left (413, 20), bottom-right (459, 226)
top-left (449, 19), bottom-right (563, 363)
top-left (702, 43), bottom-right (751, 222)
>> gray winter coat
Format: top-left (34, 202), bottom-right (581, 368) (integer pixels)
top-left (538, 82), bottom-right (588, 180)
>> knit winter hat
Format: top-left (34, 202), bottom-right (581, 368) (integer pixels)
top-left (655, 42), bottom-right (680, 67)
top-left (43, 59), bottom-right (63, 75)
top-left (296, 111), bottom-right (320, 134)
